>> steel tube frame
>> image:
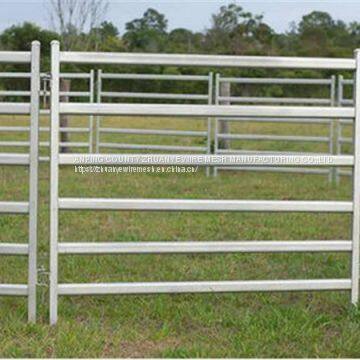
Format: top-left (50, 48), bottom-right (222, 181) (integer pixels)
top-left (58, 240), bottom-right (352, 254)
top-left (0, 42), bottom-right (40, 322)
top-left (214, 74), bottom-right (337, 180)
top-left (59, 52), bottom-right (355, 69)
top-left (50, 42), bottom-right (359, 325)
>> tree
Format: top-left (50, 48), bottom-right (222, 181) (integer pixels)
top-left (49, 0), bottom-right (108, 151)
top-left (167, 28), bottom-right (204, 53)
top-left (295, 11), bottom-right (350, 57)
top-left (0, 22), bottom-right (58, 69)
top-left (49, 0), bottom-right (109, 50)
top-left (124, 8), bottom-right (168, 52)
top-left (89, 21), bottom-right (124, 51)
top-left (204, 3), bottom-right (274, 55)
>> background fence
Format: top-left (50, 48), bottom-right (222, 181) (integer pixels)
top-left (0, 70), bottom-right (94, 160)
top-left (95, 71), bottom-right (213, 174)
top-left (42, 70), bottom-right (95, 156)
top-left (213, 74), bottom-right (337, 180)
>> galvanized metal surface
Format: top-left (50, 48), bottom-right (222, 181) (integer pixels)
top-left (57, 279), bottom-right (351, 296)
top-left (0, 42), bottom-right (40, 323)
top-left (49, 42), bottom-right (359, 324)
top-left (58, 240), bottom-right (352, 254)
top-left (59, 51), bottom-right (356, 69)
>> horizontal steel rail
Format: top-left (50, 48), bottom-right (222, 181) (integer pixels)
top-left (59, 153), bottom-right (354, 166)
top-left (0, 285), bottom-right (28, 296)
top-left (60, 73), bottom-right (91, 79)
top-left (0, 102), bottom-right (30, 114)
top-left (216, 116), bottom-right (332, 124)
top-left (58, 198), bottom-right (353, 212)
top-left (0, 153), bottom-right (30, 165)
top-left (60, 51), bottom-right (355, 69)
top-left (0, 126), bottom-right (88, 133)
top-left (61, 103), bottom-right (354, 118)
top-left (0, 52), bottom-right (31, 63)
top-left (0, 141), bottom-right (88, 148)
top-left (339, 137), bottom-right (352, 144)
top-left (58, 279), bottom-right (351, 296)
top-left (218, 166), bottom-right (330, 175)
top-left (217, 133), bottom-right (329, 142)
top-left (101, 73), bottom-right (209, 81)
top-left (0, 72), bottom-right (31, 78)
top-left (99, 128), bottom-right (206, 137)
top-left (99, 143), bottom-right (206, 152)
top-left (0, 90), bottom-right (31, 97)
top-left (216, 149), bottom-right (331, 155)
top-left (218, 77), bottom-right (333, 85)
top-left (341, 99), bottom-right (354, 105)
top-left (0, 243), bottom-right (29, 255)
top-left (217, 96), bottom-right (331, 105)
top-left (58, 240), bottom-right (352, 254)
top-left (41, 91), bottom-right (91, 97)
top-left (101, 91), bottom-right (208, 100)
top-left (0, 201), bottom-right (29, 213)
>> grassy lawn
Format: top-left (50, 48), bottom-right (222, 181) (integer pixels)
top-left (0, 115), bottom-right (359, 357)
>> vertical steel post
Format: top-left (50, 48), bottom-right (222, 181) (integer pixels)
top-left (95, 69), bottom-right (102, 153)
top-left (206, 72), bottom-right (213, 177)
top-left (351, 49), bottom-right (360, 305)
top-left (50, 40), bottom-right (60, 325)
top-left (330, 75), bottom-right (336, 183)
top-left (28, 41), bottom-right (40, 323)
top-left (89, 69), bottom-right (95, 153)
top-left (219, 80), bottom-right (231, 149)
top-left (336, 75), bottom-right (344, 184)
top-left (43, 76), bottom-right (48, 109)
top-left (213, 73), bottom-right (220, 177)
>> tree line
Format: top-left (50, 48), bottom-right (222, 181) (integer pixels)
top-left (0, 3), bottom-right (358, 100)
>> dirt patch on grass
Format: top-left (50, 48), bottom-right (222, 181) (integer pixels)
top-left (110, 337), bottom-right (181, 358)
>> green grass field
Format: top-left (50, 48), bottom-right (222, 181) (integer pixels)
top-left (0, 114), bottom-right (359, 358)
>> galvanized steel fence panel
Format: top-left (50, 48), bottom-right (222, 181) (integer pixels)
top-left (0, 42), bottom-right (40, 322)
top-left (49, 41), bottom-right (359, 325)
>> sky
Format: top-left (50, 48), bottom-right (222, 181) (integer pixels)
top-left (1, 0), bottom-right (360, 34)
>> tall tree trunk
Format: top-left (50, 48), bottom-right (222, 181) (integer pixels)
top-left (60, 79), bottom-right (70, 153)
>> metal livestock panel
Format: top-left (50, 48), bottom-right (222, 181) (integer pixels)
top-left (96, 70), bottom-right (213, 175)
top-left (49, 41), bottom-right (358, 325)
top-left (336, 75), bottom-right (354, 181)
top-left (0, 71), bottom-right (95, 157)
top-left (0, 42), bottom-right (40, 322)
top-left (213, 74), bottom-right (337, 180)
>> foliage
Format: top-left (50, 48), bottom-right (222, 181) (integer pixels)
top-left (1, 3), bottom-right (360, 98)
top-left (123, 8), bottom-right (168, 52)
